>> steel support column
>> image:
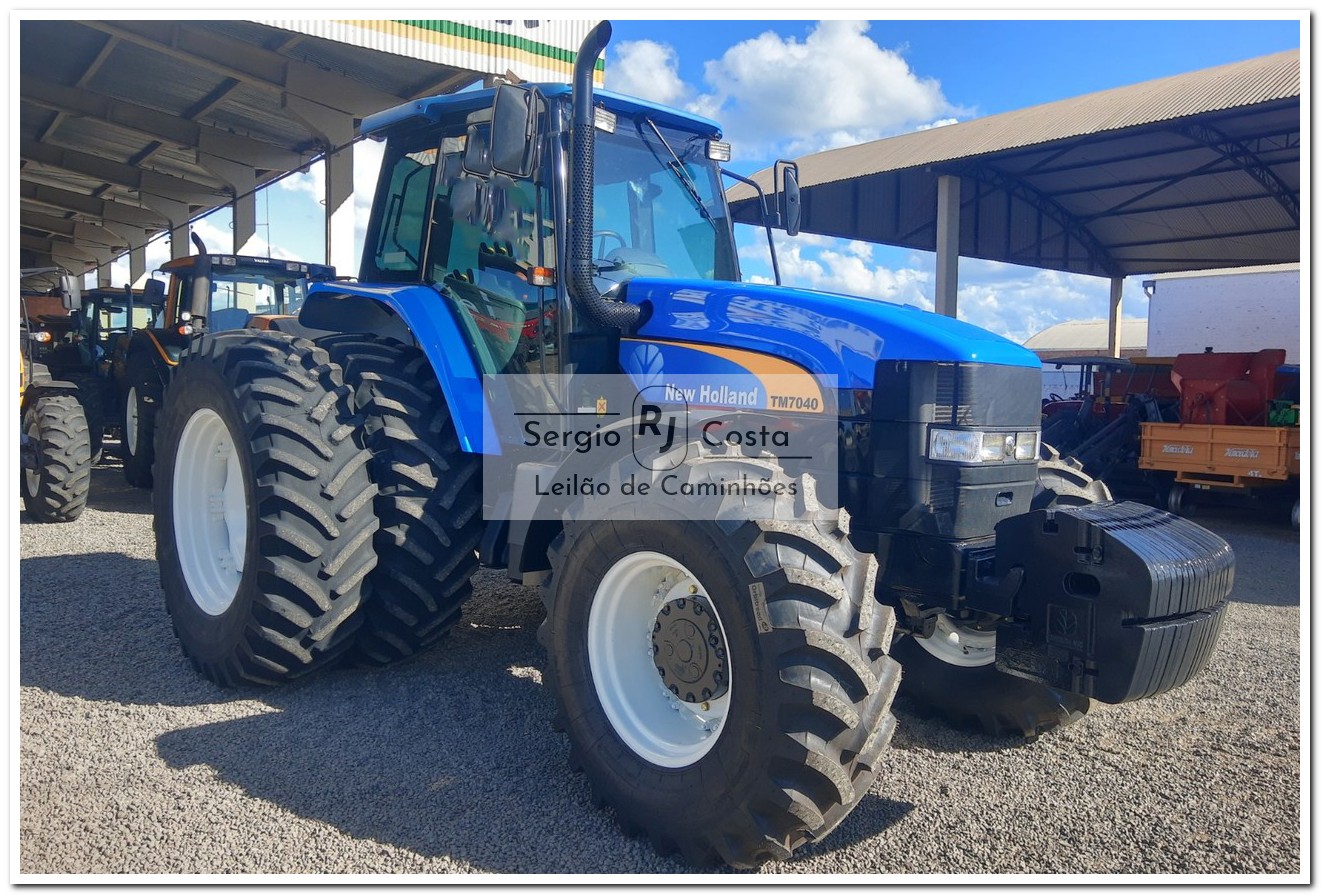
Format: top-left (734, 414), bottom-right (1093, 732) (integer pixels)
top-left (283, 95), bottom-right (356, 272)
top-left (1108, 277), bottom-right (1124, 358)
top-left (934, 174), bottom-right (960, 318)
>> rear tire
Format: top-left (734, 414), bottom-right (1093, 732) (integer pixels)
top-left (889, 456), bottom-right (1109, 739)
top-left (66, 373), bottom-right (105, 464)
top-left (153, 331), bottom-right (379, 686)
top-left (317, 334), bottom-right (483, 666)
top-left (21, 394), bottom-right (92, 523)
top-left (122, 350), bottom-right (160, 488)
top-left (541, 456), bottom-right (900, 867)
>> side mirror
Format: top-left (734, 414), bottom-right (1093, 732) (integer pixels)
top-left (775, 160), bottom-right (801, 237)
top-left (489, 85), bottom-right (541, 178)
top-left (59, 274), bottom-right (82, 311)
top-left (143, 278), bottom-right (165, 312)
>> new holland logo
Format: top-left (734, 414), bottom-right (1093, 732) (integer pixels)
top-left (1224, 448), bottom-right (1260, 459)
top-left (1162, 444), bottom-right (1194, 454)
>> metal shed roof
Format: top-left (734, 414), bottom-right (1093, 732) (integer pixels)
top-left (729, 48), bottom-right (1301, 279)
top-left (18, 19), bottom-right (595, 277)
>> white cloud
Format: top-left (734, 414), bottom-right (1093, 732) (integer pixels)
top-left (744, 232), bottom-right (933, 310)
top-left (276, 137), bottom-right (386, 271)
top-left (741, 232), bottom-right (1149, 345)
top-left (951, 265), bottom-right (1149, 345)
top-left (696, 21), bottom-right (960, 156)
top-left (610, 40), bottom-right (690, 108)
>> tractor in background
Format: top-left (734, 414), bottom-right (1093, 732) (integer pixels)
top-left (19, 269), bottom-right (92, 523)
top-left (118, 237), bottom-right (335, 487)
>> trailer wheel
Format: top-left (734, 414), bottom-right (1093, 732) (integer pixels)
top-left (317, 334), bottom-right (482, 666)
top-left (890, 457), bottom-right (1108, 739)
top-left (1166, 482), bottom-right (1196, 517)
top-left (122, 350), bottom-right (160, 488)
top-left (540, 455), bottom-right (900, 867)
top-left (21, 393), bottom-right (92, 523)
top-left (153, 331), bottom-right (379, 686)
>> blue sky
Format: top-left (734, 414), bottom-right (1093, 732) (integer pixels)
top-left (117, 17), bottom-right (1301, 346)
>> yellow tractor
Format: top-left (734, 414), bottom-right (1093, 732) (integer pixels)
top-left (19, 268), bottom-right (92, 523)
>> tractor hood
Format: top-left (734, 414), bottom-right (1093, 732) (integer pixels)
top-left (624, 278), bottom-right (1041, 389)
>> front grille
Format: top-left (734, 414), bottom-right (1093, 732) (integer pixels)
top-left (841, 360), bottom-right (1043, 540)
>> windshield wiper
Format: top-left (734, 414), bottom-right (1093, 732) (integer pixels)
top-left (641, 118), bottom-right (718, 231)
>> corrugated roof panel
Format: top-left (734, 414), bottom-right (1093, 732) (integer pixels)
top-left (204, 87), bottom-right (317, 150)
top-left (783, 50), bottom-right (1300, 190)
top-left (50, 116), bottom-right (151, 164)
top-left (19, 20), bottom-right (109, 84)
top-left (85, 42), bottom-right (217, 116)
top-left (733, 48), bottom-right (1299, 278)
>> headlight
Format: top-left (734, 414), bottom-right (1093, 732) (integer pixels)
top-left (928, 428), bottom-right (1039, 464)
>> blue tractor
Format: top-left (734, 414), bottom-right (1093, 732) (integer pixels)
top-left (152, 23), bottom-right (1234, 867)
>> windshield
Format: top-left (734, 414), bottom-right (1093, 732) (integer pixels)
top-left (207, 268), bottom-right (314, 330)
top-left (592, 117), bottom-right (738, 285)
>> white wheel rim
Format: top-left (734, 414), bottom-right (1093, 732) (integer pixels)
top-left (913, 612), bottom-right (997, 667)
top-left (125, 386), bottom-right (139, 456)
top-left (589, 551), bottom-right (731, 768)
top-left (172, 408), bottom-right (247, 615)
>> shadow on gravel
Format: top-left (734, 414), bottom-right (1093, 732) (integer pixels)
top-left (888, 701), bottom-right (1029, 755)
top-left (792, 793), bottom-right (914, 862)
top-left (20, 552), bottom-right (251, 708)
top-left (145, 577), bottom-right (913, 874)
top-left (84, 461), bottom-right (154, 515)
top-left (154, 583), bottom-right (703, 874)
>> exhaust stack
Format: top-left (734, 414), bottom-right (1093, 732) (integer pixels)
top-left (566, 20), bottom-right (642, 331)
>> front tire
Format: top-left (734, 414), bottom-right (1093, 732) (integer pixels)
top-left (889, 456), bottom-right (1109, 739)
top-left (541, 457), bottom-right (900, 867)
top-left (122, 350), bottom-right (160, 488)
top-left (21, 394), bottom-right (92, 523)
top-left (153, 332), bottom-right (379, 686)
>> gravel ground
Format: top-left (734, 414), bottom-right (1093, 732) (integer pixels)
top-left (18, 462), bottom-right (1303, 877)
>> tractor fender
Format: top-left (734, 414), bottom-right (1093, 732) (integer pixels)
top-left (23, 377), bottom-right (80, 401)
top-left (121, 331), bottom-right (179, 393)
top-left (300, 285), bottom-right (494, 455)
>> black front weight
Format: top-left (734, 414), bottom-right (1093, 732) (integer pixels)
top-left (988, 502), bottom-right (1234, 704)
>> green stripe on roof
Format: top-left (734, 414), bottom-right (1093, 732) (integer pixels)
top-left (395, 20), bottom-right (606, 71)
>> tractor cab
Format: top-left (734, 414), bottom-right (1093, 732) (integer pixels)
top-left (155, 250), bottom-right (336, 336)
top-left (351, 83), bottom-right (775, 380)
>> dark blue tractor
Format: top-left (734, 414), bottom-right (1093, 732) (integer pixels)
top-left (151, 22), bottom-right (1234, 867)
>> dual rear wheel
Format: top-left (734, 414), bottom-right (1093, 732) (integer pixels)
top-left (155, 332), bottom-right (482, 683)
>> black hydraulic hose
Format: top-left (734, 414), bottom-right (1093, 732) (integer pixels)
top-left (567, 20), bottom-right (642, 331)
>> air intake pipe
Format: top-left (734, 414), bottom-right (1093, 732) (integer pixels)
top-left (567, 20), bottom-right (642, 331)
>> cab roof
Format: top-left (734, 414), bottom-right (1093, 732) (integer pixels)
top-left (362, 84), bottom-right (723, 141)
top-left (157, 255), bottom-right (336, 279)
